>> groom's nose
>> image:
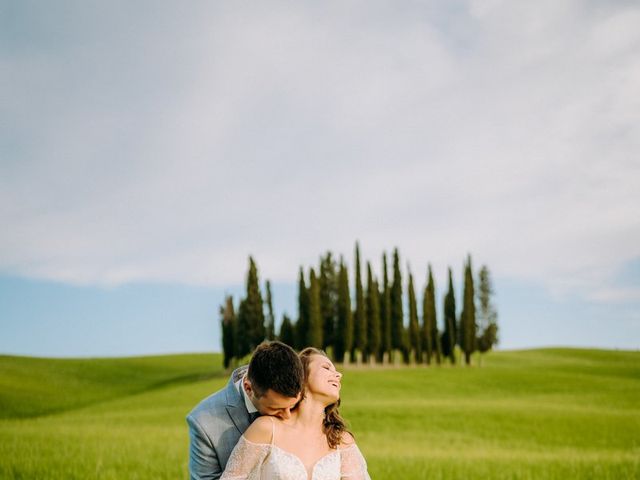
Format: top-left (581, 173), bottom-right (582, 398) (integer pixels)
top-left (278, 408), bottom-right (292, 420)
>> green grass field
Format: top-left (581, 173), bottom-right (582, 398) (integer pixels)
top-left (1, 348), bottom-right (638, 479)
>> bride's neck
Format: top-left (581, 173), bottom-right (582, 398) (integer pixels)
top-left (295, 396), bottom-right (326, 429)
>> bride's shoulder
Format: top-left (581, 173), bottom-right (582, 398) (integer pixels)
top-left (338, 431), bottom-right (356, 449)
top-left (244, 416), bottom-right (274, 444)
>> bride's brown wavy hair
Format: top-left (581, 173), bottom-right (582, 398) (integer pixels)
top-left (299, 347), bottom-right (352, 449)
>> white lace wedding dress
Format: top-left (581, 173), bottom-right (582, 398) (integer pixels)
top-left (220, 420), bottom-right (371, 480)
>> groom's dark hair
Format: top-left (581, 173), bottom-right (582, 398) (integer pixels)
top-left (248, 341), bottom-right (303, 398)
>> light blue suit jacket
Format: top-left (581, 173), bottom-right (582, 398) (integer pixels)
top-left (187, 366), bottom-right (251, 480)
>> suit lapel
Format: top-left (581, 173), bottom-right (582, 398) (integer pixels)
top-left (225, 366), bottom-right (251, 435)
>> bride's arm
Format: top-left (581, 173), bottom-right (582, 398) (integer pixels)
top-left (339, 433), bottom-right (372, 480)
top-left (220, 417), bottom-right (273, 480)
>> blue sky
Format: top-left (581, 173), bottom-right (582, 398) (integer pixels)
top-left (1, 1), bottom-right (639, 356)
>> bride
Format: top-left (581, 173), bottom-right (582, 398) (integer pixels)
top-left (221, 347), bottom-right (371, 480)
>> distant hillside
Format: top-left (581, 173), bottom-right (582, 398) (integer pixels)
top-left (1, 348), bottom-right (637, 419)
top-left (0, 353), bottom-right (223, 418)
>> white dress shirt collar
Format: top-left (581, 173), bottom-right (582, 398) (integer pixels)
top-left (235, 374), bottom-right (258, 414)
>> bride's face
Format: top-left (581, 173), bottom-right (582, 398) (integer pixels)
top-left (305, 354), bottom-right (342, 404)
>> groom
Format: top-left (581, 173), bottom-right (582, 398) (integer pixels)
top-left (187, 341), bottom-right (304, 480)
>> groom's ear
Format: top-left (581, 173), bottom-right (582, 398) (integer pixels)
top-left (243, 378), bottom-right (254, 397)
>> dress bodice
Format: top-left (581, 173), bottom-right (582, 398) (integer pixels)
top-left (220, 421), bottom-right (371, 480)
top-left (258, 442), bottom-right (342, 480)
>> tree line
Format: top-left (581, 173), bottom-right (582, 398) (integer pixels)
top-left (220, 243), bottom-right (498, 368)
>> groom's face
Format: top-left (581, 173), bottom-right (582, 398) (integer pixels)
top-left (244, 379), bottom-right (300, 420)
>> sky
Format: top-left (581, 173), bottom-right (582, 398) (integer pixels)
top-left (1, 0), bottom-right (639, 356)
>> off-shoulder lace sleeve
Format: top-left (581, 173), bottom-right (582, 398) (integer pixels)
top-left (340, 444), bottom-right (372, 480)
top-left (220, 436), bottom-right (270, 480)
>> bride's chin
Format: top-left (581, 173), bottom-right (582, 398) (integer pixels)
top-left (323, 393), bottom-right (340, 405)
top-left (307, 389), bottom-right (339, 406)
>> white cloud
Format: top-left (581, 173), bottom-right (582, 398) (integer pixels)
top-left (1, 0), bottom-right (639, 302)
top-left (588, 287), bottom-right (640, 303)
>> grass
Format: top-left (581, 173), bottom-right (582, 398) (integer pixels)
top-left (0, 348), bottom-right (638, 479)
top-left (0, 353), bottom-right (220, 418)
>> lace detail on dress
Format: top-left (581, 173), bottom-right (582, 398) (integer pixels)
top-left (340, 444), bottom-right (372, 480)
top-left (220, 425), bottom-right (372, 480)
top-left (220, 436), bottom-right (270, 480)
top-left (268, 445), bottom-right (340, 480)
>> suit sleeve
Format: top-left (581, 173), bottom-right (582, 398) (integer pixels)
top-left (187, 414), bottom-right (222, 480)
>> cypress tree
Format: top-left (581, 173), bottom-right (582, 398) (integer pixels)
top-left (408, 270), bottom-right (422, 364)
top-left (460, 255), bottom-right (477, 365)
top-left (434, 324), bottom-right (443, 365)
top-left (352, 242), bottom-right (367, 363)
top-left (334, 259), bottom-right (353, 363)
top-left (441, 267), bottom-right (457, 364)
top-left (476, 265), bottom-right (499, 355)
top-left (319, 252), bottom-right (338, 351)
top-left (390, 248), bottom-right (405, 361)
top-left (265, 280), bottom-right (275, 341)
top-left (296, 267), bottom-right (310, 349)
top-left (220, 295), bottom-right (236, 369)
top-left (245, 256), bottom-right (266, 349)
top-left (401, 327), bottom-right (411, 364)
top-left (365, 262), bottom-right (381, 363)
top-left (380, 252), bottom-right (392, 363)
top-left (308, 268), bottom-right (323, 348)
top-left (235, 298), bottom-right (250, 360)
top-left (278, 314), bottom-right (296, 348)
top-left (422, 275), bottom-right (433, 365)
top-left (423, 265), bottom-right (441, 365)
